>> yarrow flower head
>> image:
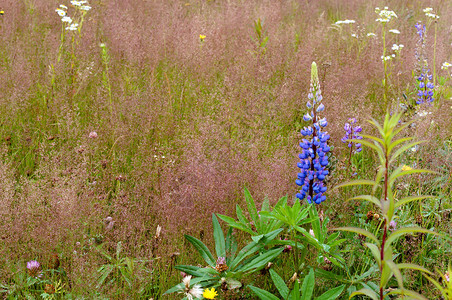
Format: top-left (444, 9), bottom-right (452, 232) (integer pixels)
top-left (179, 276), bottom-right (203, 300)
top-left (375, 6), bottom-right (398, 23)
top-left (423, 7), bottom-right (439, 19)
top-left (296, 62), bottom-right (330, 204)
top-left (341, 118), bottom-right (362, 153)
top-left (66, 23), bottom-right (79, 31)
top-left (334, 19), bottom-right (355, 25)
top-left (26, 260), bottom-right (42, 278)
top-left (203, 288), bottom-right (218, 299)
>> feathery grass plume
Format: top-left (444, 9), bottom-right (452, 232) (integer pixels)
top-left (296, 62), bottom-right (330, 204)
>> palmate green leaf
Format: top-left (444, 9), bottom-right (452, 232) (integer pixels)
top-left (389, 140), bottom-right (425, 164)
top-left (184, 234), bottom-right (216, 267)
top-left (395, 195), bottom-right (436, 208)
top-left (385, 227), bottom-right (438, 248)
top-left (397, 263), bottom-right (433, 275)
top-left (248, 285), bottom-right (280, 300)
top-left (212, 214), bottom-right (226, 259)
top-left (301, 269), bottom-right (315, 300)
top-left (269, 269), bottom-right (289, 299)
top-left (349, 288), bottom-right (379, 300)
top-left (333, 227), bottom-right (379, 245)
top-left (364, 243), bottom-right (381, 267)
top-left (239, 247), bottom-right (283, 272)
top-left (386, 288), bottom-right (428, 300)
top-left (347, 195), bottom-right (380, 207)
top-left (315, 284), bottom-right (345, 300)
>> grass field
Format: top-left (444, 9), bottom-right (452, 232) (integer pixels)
top-left (0, 0), bottom-right (451, 299)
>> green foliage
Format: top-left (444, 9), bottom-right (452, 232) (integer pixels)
top-left (249, 269), bottom-right (345, 300)
top-left (333, 113), bottom-right (438, 299)
top-left (164, 214), bottom-right (284, 296)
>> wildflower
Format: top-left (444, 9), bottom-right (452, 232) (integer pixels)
top-left (179, 276), bottom-right (203, 300)
top-left (423, 8), bottom-right (439, 19)
top-left (80, 5), bottom-right (91, 10)
top-left (309, 229), bottom-right (315, 238)
top-left (391, 44), bottom-right (404, 52)
top-left (61, 16), bottom-right (72, 23)
top-left (89, 131), bottom-right (98, 138)
top-left (389, 29), bottom-right (400, 34)
top-left (55, 8), bottom-right (66, 17)
top-left (367, 33), bottom-right (376, 37)
top-left (26, 260), bottom-right (42, 278)
top-left (442, 62), bottom-right (451, 70)
top-left (389, 220), bottom-right (397, 231)
top-left (351, 33), bottom-right (358, 38)
top-left (215, 257), bottom-right (228, 272)
top-left (199, 34), bottom-right (206, 41)
top-left (66, 23), bottom-right (79, 31)
top-left (416, 71), bottom-right (434, 104)
top-left (417, 110), bottom-right (432, 117)
top-left (296, 62), bottom-right (330, 204)
top-left (334, 19), bottom-right (355, 25)
top-left (0, 10), bottom-right (3, 15)
top-left (375, 6), bottom-right (397, 23)
top-left (445, 271), bottom-right (450, 282)
top-left (341, 118), bottom-right (363, 153)
top-left (71, 0), bottom-right (86, 6)
top-left (203, 288), bottom-right (218, 299)
top-left (60, 4), bottom-right (68, 9)
top-left (381, 55), bottom-right (394, 61)
top-left (402, 165), bottom-right (413, 171)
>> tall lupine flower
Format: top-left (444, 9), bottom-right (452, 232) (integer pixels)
top-left (414, 23), bottom-right (434, 105)
top-left (296, 62), bottom-right (330, 204)
top-left (341, 118), bottom-right (363, 154)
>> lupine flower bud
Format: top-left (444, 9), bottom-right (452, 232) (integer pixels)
top-left (296, 62), bottom-right (330, 204)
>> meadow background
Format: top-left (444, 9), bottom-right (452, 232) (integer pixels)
top-left (0, 0), bottom-right (451, 298)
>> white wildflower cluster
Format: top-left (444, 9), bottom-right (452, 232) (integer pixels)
top-left (391, 44), bottom-right (404, 52)
top-left (334, 19), bottom-right (356, 25)
top-left (55, 1), bottom-right (91, 31)
top-left (367, 32), bottom-right (376, 37)
top-left (381, 54), bottom-right (396, 62)
top-left (388, 29), bottom-right (400, 34)
top-left (375, 6), bottom-right (398, 23)
top-left (441, 62), bottom-right (451, 70)
top-left (423, 7), bottom-right (439, 19)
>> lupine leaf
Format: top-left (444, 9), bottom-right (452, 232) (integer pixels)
top-left (349, 288), bottom-right (379, 300)
top-left (184, 234), bottom-right (215, 267)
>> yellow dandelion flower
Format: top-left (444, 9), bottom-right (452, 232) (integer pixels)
top-left (203, 287), bottom-right (218, 299)
top-left (402, 165), bottom-right (413, 171)
top-left (0, 10), bottom-right (4, 15)
top-left (199, 34), bottom-right (206, 41)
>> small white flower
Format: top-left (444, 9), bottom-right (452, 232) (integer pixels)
top-left (375, 6), bottom-right (397, 23)
top-left (367, 33), bottom-right (376, 37)
top-left (80, 5), bottom-right (91, 10)
top-left (389, 29), bottom-right (400, 34)
top-left (71, 0), bottom-right (82, 6)
top-left (423, 7), bottom-right (433, 13)
top-left (60, 4), bottom-right (68, 9)
top-left (61, 16), bottom-right (72, 23)
top-left (66, 23), bottom-right (79, 31)
top-left (309, 229), bottom-right (315, 238)
top-left (425, 12), bottom-right (439, 19)
top-left (381, 55), bottom-right (393, 61)
top-left (351, 33), bottom-right (358, 38)
top-left (442, 62), bottom-right (451, 70)
top-left (55, 8), bottom-right (66, 17)
top-left (180, 276), bottom-right (203, 300)
top-left (392, 44), bottom-right (404, 51)
top-left (335, 19), bottom-right (355, 25)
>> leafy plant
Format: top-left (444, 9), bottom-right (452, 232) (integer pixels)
top-left (333, 112), bottom-right (438, 299)
top-left (164, 214), bottom-right (284, 295)
top-left (248, 268), bottom-right (345, 300)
